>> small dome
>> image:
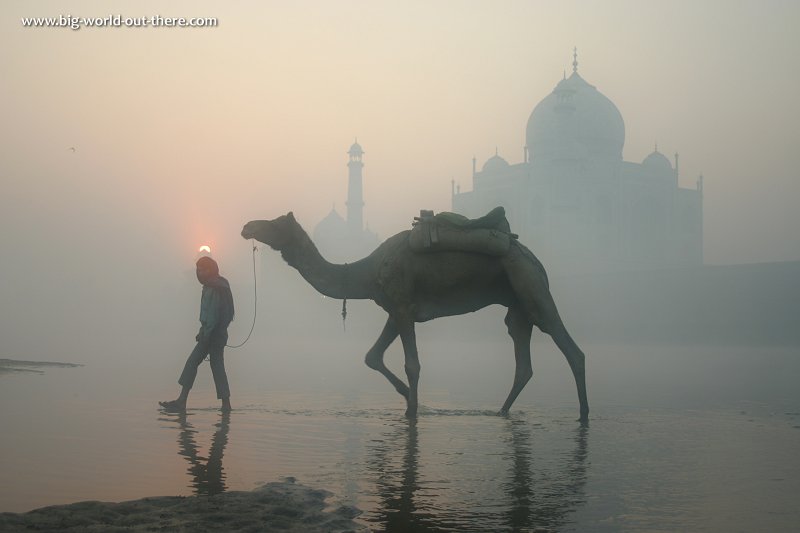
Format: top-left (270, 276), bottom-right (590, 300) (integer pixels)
top-left (642, 150), bottom-right (673, 174)
top-left (313, 207), bottom-right (346, 243)
top-left (482, 154), bottom-right (510, 173)
top-left (317, 207), bottom-right (345, 226)
top-left (348, 141), bottom-right (364, 156)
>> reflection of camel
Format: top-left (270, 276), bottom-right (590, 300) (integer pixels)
top-left (368, 420), bottom-right (453, 532)
top-left (364, 417), bottom-right (589, 531)
top-left (242, 212), bottom-right (588, 420)
top-left (503, 419), bottom-right (588, 530)
top-left (170, 411), bottom-right (230, 496)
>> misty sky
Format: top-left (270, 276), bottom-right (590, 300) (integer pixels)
top-left (1, 1), bottom-right (799, 360)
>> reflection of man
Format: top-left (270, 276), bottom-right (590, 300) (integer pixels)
top-left (173, 411), bottom-right (230, 496)
top-left (160, 256), bottom-right (235, 412)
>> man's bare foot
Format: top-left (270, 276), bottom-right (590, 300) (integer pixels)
top-left (159, 399), bottom-right (186, 412)
top-left (221, 398), bottom-right (232, 412)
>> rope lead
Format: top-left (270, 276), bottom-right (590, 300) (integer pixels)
top-left (225, 240), bottom-right (258, 348)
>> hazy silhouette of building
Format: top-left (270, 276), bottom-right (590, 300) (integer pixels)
top-left (313, 140), bottom-right (380, 262)
top-left (453, 50), bottom-right (703, 274)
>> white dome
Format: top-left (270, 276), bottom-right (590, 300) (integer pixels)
top-left (526, 71), bottom-right (625, 162)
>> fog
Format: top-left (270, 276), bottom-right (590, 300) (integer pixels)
top-left (2, 0), bottom-right (799, 370)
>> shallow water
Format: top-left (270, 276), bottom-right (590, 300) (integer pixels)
top-left (1, 342), bottom-right (799, 532)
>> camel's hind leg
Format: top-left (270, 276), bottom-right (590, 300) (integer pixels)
top-left (502, 244), bottom-right (589, 421)
top-left (537, 296), bottom-right (589, 421)
top-left (500, 305), bottom-right (534, 416)
top-left (364, 317), bottom-right (409, 400)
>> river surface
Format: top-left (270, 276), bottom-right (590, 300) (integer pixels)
top-left (1, 341), bottom-right (799, 532)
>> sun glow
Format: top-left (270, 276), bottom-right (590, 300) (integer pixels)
top-left (198, 245), bottom-right (212, 254)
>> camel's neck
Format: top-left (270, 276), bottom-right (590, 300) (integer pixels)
top-left (280, 227), bottom-right (377, 300)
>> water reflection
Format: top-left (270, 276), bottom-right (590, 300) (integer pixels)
top-left (502, 419), bottom-right (588, 531)
top-left (161, 411), bottom-right (230, 496)
top-left (368, 419), bottom-right (449, 532)
top-left (365, 416), bottom-right (589, 532)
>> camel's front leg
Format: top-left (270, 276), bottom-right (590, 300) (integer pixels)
top-left (396, 316), bottom-right (421, 418)
top-left (500, 306), bottom-right (534, 415)
top-left (364, 317), bottom-right (409, 399)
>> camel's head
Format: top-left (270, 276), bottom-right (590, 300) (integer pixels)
top-left (241, 212), bottom-right (300, 251)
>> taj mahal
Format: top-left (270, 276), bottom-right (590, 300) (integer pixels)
top-left (444, 50), bottom-right (797, 348)
top-left (315, 52), bottom-right (703, 275)
top-left (452, 51), bottom-right (703, 275)
top-left (304, 53), bottom-right (796, 345)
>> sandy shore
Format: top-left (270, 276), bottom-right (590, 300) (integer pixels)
top-left (0, 479), bottom-right (367, 532)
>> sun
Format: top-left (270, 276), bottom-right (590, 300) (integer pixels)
top-left (198, 245), bottom-right (212, 254)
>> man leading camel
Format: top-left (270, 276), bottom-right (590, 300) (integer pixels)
top-left (160, 256), bottom-right (235, 412)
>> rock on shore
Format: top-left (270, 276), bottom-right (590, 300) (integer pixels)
top-left (0, 478), bottom-right (367, 532)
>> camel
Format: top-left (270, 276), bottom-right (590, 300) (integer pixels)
top-left (241, 212), bottom-right (588, 421)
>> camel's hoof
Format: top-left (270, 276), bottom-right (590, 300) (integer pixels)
top-left (498, 409), bottom-right (510, 417)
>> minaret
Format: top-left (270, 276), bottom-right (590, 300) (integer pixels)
top-left (346, 139), bottom-right (365, 235)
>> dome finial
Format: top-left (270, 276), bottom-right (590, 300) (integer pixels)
top-left (572, 47), bottom-right (578, 73)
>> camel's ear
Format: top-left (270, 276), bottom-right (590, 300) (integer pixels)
top-left (287, 211), bottom-right (295, 221)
